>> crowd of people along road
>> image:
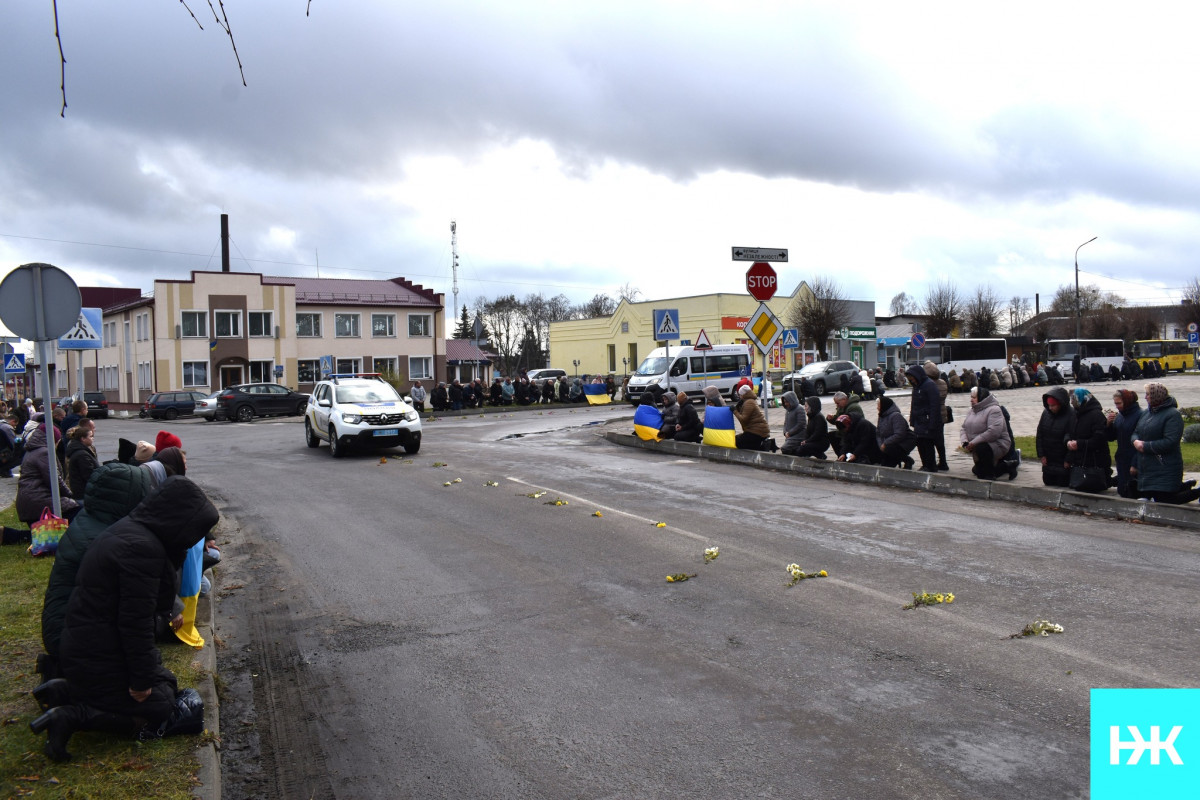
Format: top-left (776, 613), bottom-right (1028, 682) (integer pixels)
top-left (643, 360), bottom-right (1198, 507)
top-left (0, 399), bottom-right (221, 762)
top-left (413, 373), bottom-right (619, 412)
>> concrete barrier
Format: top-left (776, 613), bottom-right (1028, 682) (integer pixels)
top-left (603, 431), bottom-right (1200, 533)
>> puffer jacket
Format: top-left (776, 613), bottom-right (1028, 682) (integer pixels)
top-left (64, 437), bottom-right (100, 502)
top-left (58, 476), bottom-right (219, 698)
top-left (841, 414), bottom-right (880, 463)
top-left (41, 463), bottom-right (153, 659)
top-left (1036, 387), bottom-right (1076, 465)
top-left (802, 397), bottom-right (830, 448)
top-left (1107, 395), bottom-right (1144, 495)
top-left (674, 395), bottom-right (703, 441)
top-left (906, 365), bottom-right (942, 438)
top-left (959, 389), bottom-right (1011, 456)
top-left (660, 394), bottom-right (680, 429)
top-left (733, 392), bottom-right (770, 437)
top-left (876, 396), bottom-right (916, 453)
top-left (1068, 394), bottom-right (1112, 470)
top-left (780, 391), bottom-right (804, 439)
top-left (1133, 397), bottom-right (1185, 493)
top-left (16, 424), bottom-right (78, 525)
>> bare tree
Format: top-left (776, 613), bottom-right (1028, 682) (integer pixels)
top-left (963, 286), bottom-right (1004, 338)
top-left (1179, 277), bottom-right (1200, 328)
top-left (1123, 306), bottom-right (1165, 342)
top-left (479, 295), bottom-right (524, 376)
top-left (616, 283), bottom-right (643, 304)
top-left (786, 277), bottom-right (850, 361)
top-left (922, 281), bottom-right (963, 338)
top-left (1007, 296), bottom-right (1032, 333)
top-left (575, 293), bottom-right (617, 319)
top-left (889, 291), bottom-right (920, 316)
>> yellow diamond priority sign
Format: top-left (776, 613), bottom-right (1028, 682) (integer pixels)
top-left (744, 302), bottom-right (782, 354)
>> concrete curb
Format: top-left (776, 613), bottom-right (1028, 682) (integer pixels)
top-left (603, 432), bottom-right (1200, 532)
top-left (192, 576), bottom-right (220, 800)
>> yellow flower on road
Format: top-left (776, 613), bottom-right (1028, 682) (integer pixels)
top-left (655, 522), bottom-right (666, 528)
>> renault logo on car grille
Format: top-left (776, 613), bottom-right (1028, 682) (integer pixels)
top-left (363, 413), bottom-right (404, 425)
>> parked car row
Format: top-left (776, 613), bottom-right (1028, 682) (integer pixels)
top-left (138, 383), bottom-right (309, 422)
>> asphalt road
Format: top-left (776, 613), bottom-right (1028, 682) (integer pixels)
top-left (100, 399), bottom-right (1199, 800)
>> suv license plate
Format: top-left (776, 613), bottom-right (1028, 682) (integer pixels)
top-left (374, 429), bottom-right (399, 437)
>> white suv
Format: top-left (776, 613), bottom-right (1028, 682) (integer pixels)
top-left (305, 374), bottom-right (422, 457)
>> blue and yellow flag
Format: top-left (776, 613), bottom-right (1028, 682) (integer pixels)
top-left (583, 383), bottom-right (611, 405)
top-left (702, 406), bottom-right (736, 448)
top-left (633, 404), bottom-right (662, 441)
top-left (174, 538), bottom-right (206, 648)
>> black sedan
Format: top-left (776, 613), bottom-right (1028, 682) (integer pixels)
top-left (216, 383), bottom-right (310, 422)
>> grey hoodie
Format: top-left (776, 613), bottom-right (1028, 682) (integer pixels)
top-left (781, 391), bottom-right (804, 438)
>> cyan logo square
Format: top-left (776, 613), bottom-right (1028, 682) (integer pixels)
top-left (1092, 688), bottom-right (1198, 798)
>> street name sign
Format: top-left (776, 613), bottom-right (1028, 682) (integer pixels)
top-left (731, 247), bottom-right (788, 262)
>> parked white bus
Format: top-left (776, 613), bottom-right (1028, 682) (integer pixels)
top-left (626, 344), bottom-right (752, 404)
top-left (907, 338), bottom-right (1008, 375)
top-left (1045, 339), bottom-right (1124, 378)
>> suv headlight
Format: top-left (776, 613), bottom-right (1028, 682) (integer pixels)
top-left (403, 410), bottom-right (418, 422)
top-left (340, 412), bottom-right (362, 424)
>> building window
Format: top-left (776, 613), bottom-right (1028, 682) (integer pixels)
top-left (335, 358), bottom-right (361, 374)
top-left (372, 314), bottom-right (396, 338)
top-left (621, 321), bottom-right (629, 334)
top-left (135, 312), bottom-right (149, 342)
top-left (181, 311), bottom-right (207, 338)
top-left (297, 359), bottom-right (320, 383)
top-left (183, 361), bottom-right (209, 388)
top-left (98, 364), bottom-right (119, 390)
top-left (138, 361), bottom-right (152, 390)
top-left (215, 311), bottom-right (242, 338)
top-left (408, 314), bottom-right (432, 338)
top-left (103, 321), bottom-right (118, 347)
top-left (249, 360), bottom-right (274, 383)
top-left (57, 369), bottom-right (68, 392)
top-left (408, 356), bottom-right (432, 380)
top-left (248, 311), bottom-right (273, 337)
top-left (373, 357), bottom-right (397, 376)
top-left (335, 314), bottom-right (360, 338)
top-left (296, 313), bottom-right (322, 337)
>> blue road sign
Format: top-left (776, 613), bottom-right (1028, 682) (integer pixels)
top-left (1189, 332), bottom-right (1199, 346)
top-left (653, 309), bottom-right (681, 341)
top-left (911, 332), bottom-right (926, 349)
top-left (3, 353), bottom-right (25, 374)
top-left (781, 328), bottom-right (799, 349)
top-left (57, 307), bottom-right (103, 350)
top-left (319, 355), bottom-right (334, 377)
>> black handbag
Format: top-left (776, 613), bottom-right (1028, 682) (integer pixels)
top-left (1068, 444), bottom-right (1109, 493)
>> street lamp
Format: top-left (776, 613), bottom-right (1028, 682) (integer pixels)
top-left (1075, 236), bottom-right (1097, 339)
top-left (572, 359), bottom-right (580, 378)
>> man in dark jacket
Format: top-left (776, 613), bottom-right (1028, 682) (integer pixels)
top-left (1066, 388), bottom-right (1112, 491)
top-left (905, 364), bottom-right (942, 472)
top-left (38, 463), bottom-right (154, 681)
top-left (673, 392), bottom-right (703, 443)
top-left (31, 476), bottom-right (219, 762)
top-left (836, 414), bottom-right (880, 464)
top-left (1036, 387), bottom-right (1075, 486)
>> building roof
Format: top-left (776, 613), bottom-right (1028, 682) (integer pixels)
top-left (264, 276), bottom-right (441, 307)
top-left (445, 339), bottom-right (493, 364)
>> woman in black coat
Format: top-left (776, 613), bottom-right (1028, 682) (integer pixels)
top-left (1036, 387), bottom-right (1075, 487)
top-left (836, 414), bottom-right (880, 464)
top-left (673, 392), bottom-right (704, 443)
top-left (1066, 388), bottom-right (1112, 485)
top-left (64, 423), bottom-right (99, 502)
top-left (31, 476), bottom-right (219, 762)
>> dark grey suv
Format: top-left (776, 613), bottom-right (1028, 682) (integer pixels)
top-left (781, 360), bottom-right (860, 396)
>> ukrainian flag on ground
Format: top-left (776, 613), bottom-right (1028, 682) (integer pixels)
top-left (174, 538), bottom-right (206, 648)
top-left (583, 383), bottom-right (611, 405)
top-left (633, 404), bottom-right (662, 441)
top-left (702, 406), bottom-right (736, 448)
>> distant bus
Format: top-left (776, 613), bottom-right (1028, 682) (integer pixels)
top-left (908, 338), bottom-right (1007, 375)
top-left (1131, 339), bottom-right (1194, 372)
top-left (1045, 339), bottom-right (1125, 378)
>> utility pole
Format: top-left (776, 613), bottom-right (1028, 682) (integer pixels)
top-left (450, 220), bottom-right (459, 322)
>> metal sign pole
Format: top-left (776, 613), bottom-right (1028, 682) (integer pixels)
top-left (29, 267), bottom-right (63, 518)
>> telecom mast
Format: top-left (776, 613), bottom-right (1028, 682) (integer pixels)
top-left (450, 220), bottom-right (459, 320)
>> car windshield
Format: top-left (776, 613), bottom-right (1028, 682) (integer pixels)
top-left (799, 363), bottom-right (831, 376)
top-left (336, 383), bottom-right (402, 404)
top-left (635, 357), bottom-right (672, 376)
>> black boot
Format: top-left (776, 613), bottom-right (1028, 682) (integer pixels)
top-left (30, 704), bottom-right (85, 762)
top-left (2, 525), bottom-right (31, 545)
top-left (32, 678), bottom-right (70, 712)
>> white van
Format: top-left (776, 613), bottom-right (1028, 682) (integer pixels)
top-left (626, 344), bottom-right (752, 404)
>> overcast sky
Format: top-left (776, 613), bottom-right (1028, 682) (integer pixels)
top-left (3, 1), bottom-right (1198, 335)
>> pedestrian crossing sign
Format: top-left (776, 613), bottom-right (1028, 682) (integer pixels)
top-left (653, 309), bottom-right (681, 341)
top-left (56, 307), bottom-right (103, 350)
top-left (781, 328), bottom-right (799, 349)
top-left (3, 353), bottom-right (25, 374)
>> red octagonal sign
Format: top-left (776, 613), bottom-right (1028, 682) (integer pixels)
top-left (746, 261), bottom-right (777, 301)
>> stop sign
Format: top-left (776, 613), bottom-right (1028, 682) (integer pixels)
top-left (746, 262), bottom-right (777, 301)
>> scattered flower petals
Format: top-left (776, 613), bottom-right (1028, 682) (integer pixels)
top-left (485, 480), bottom-right (499, 487)
top-left (592, 511), bottom-right (603, 517)
top-left (666, 573), bottom-right (697, 583)
top-left (432, 462), bottom-right (448, 468)
top-left (443, 481), bottom-right (452, 487)
top-left (1011, 619), bottom-right (1064, 638)
top-left (451, 477), bottom-right (462, 484)
top-left (544, 498), bottom-right (568, 506)
top-left (786, 563), bottom-right (828, 586)
top-left (526, 490), bottom-right (547, 499)
top-left (704, 547), bottom-right (719, 563)
top-left (903, 591), bottom-right (956, 609)
top-left (655, 522), bottom-right (667, 528)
